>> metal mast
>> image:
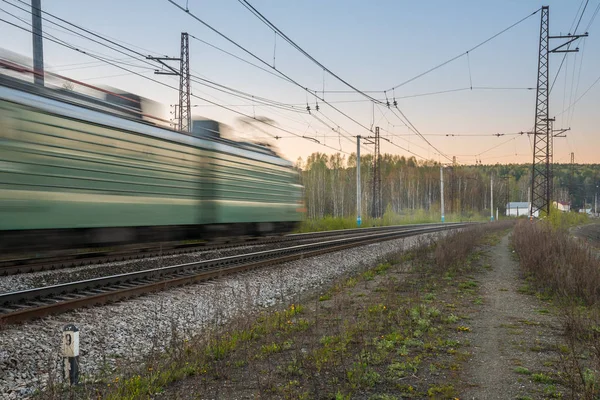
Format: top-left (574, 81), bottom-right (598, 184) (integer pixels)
top-left (371, 127), bottom-right (382, 218)
top-left (570, 152), bottom-right (575, 206)
top-left (179, 32), bottom-right (191, 133)
top-left (356, 136), bottom-right (362, 227)
top-left (529, 6), bottom-right (587, 218)
top-left (31, 0), bottom-right (44, 86)
top-left (530, 6), bottom-right (550, 218)
top-left (147, 32), bottom-right (191, 133)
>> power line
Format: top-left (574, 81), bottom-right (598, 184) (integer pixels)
top-left (188, 34), bottom-right (294, 85)
top-left (237, 0), bottom-right (382, 105)
top-left (390, 105), bottom-right (453, 162)
top-left (0, 17), bottom-right (350, 155)
top-left (2, 0), bottom-right (159, 69)
top-left (2, 1), bottom-right (318, 120)
top-left (574, 0), bottom-right (591, 33)
top-left (585, 1), bottom-right (600, 31)
top-left (182, 86), bottom-right (533, 107)
top-left (235, 0), bottom-right (462, 161)
top-left (166, 0), bottom-right (384, 152)
top-left (555, 70), bottom-right (600, 117)
top-left (386, 7), bottom-right (542, 92)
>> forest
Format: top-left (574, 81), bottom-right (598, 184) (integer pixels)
top-left (295, 152), bottom-right (600, 221)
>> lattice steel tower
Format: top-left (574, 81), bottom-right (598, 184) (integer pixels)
top-left (178, 32), bottom-right (191, 133)
top-left (530, 6), bottom-right (551, 218)
top-left (529, 6), bottom-right (587, 218)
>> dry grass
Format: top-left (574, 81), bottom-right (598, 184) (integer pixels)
top-left (512, 220), bottom-right (600, 305)
top-left (432, 221), bottom-right (514, 273)
top-left (511, 219), bottom-right (600, 398)
top-left (36, 224), bottom-right (511, 399)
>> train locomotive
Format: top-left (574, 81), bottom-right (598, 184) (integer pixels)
top-left (0, 73), bottom-right (304, 253)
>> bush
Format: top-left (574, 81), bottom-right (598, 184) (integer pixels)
top-left (511, 220), bottom-right (600, 305)
top-left (546, 208), bottom-right (588, 230)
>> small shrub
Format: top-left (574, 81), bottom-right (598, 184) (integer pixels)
top-left (532, 372), bottom-right (553, 384)
top-left (319, 293), bottom-right (332, 301)
top-left (514, 366), bottom-right (531, 375)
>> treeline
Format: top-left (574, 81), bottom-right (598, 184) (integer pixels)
top-left (295, 152), bottom-right (600, 219)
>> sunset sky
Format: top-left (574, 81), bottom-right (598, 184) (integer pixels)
top-left (1, 0), bottom-right (598, 165)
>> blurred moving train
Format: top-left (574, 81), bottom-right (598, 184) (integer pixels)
top-left (0, 63), bottom-right (304, 253)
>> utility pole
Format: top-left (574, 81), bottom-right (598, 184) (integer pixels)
top-left (490, 174), bottom-right (494, 222)
top-left (371, 127), bottom-right (382, 218)
top-left (31, 0), bottom-right (44, 86)
top-left (530, 6), bottom-right (587, 218)
top-left (570, 152), bottom-right (575, 207)
top-left (440, 166), bottom-right (445, 223)
top-left (501, 176), bottom-right (510, 217)
top-left (506, 177), bottom-right (510, 217)
top-left (147, 32), bottom-right (191, 133)
top-left (356, 136), bottom-right (362, 227)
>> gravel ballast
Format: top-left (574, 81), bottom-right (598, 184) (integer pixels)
top-left (0, 232), bottom-right (443, 399)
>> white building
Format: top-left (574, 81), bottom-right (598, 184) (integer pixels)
top-left (552, 201), bottom-right (570, 212)
top-left (506, 202), bottom-right (538, 218)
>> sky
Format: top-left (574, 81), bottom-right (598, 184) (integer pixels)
top-left (0, 0), bottom-right (599, 165)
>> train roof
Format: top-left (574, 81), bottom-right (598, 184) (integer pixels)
top-left (0, 75), bottom-right (293, 168)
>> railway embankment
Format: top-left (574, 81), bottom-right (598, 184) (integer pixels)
top-left (42, 222), bottom-right (522, 399)
top-left (0, 230), bottom-right (450, 399)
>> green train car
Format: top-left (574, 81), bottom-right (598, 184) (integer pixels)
top-left (0, 77), bottom-right (304, 253)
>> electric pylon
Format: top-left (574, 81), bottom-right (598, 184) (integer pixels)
top-left (530, 6), bottom-right (587, 218)
top-left (530, 6), bottom-right (551, 218)
top-left (147, 32), bottom-right (191, 133)
top-left (178, 33), bottom-right (191, 133)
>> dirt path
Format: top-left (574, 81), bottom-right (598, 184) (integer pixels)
top-left (462, 234), bottom-right (564, 399)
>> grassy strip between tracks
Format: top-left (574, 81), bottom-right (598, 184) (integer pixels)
top-left (295, 209), bottom-right (491, 233)
top-left (511, 217), bottom-right (600, 399)
top-left (48, 222), bottom-right (512, 399)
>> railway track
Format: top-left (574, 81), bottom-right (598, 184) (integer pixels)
top-left (0, 223), bottom-right (469, 325)
top-left (0, 222), bottom-right (467, 276)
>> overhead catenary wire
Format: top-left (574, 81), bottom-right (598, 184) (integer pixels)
top-left (568, 38), bottom-right (587, 126)
top-left (385, 7), bottom-right (542, 92)
top-left (584, 1), bottom-right (600, 31)
top-left (188, 34), bottom-right (294, 85)
top-left (0, 17), bottom-right (350, 155)
top-left (177, 0), bottom-right (541, 162)
top-left (236, 0), bottom-right (383, 105)
top-left (5, 0), bottom-right (555, 162)
top-left (166, 0), bottom-right (393, 154)
top-left (549, 0), bottom-right (591, 95)
top-left (235, 0), bottom-right (456, 161)
top-left (1, 1), bottom-right (318, 118)
top-left (389, 105), bottom-right (453, 162)
top-left (555, 70), bottom-right (600, 117)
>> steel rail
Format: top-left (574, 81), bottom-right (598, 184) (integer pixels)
top-left (0, 223), bottom-right (469, 324)
top-left (0, 222), bottom-right (466, 276)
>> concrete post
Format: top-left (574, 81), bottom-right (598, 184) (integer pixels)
top-left (440, 166), bottom-right (445, 223)
top-left (62, 324), bottom-right (79, 385)
top-left (356, 136), bottom-right (361, 227)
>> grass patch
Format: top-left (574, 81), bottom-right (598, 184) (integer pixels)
top-left (514, 366), bottom-right (531, 375)
top-left (54, 224), bottom-right (512, 399)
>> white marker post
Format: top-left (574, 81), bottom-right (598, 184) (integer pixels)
top-left (62, 324), bottom-right (79, 385)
